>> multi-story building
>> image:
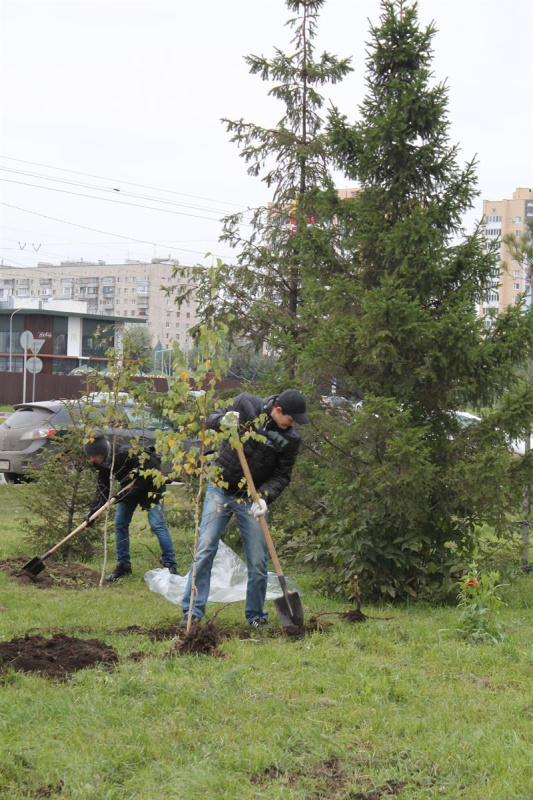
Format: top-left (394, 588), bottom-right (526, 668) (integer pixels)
top-left (0, 258), bottom-right (199, 351)
top-left (0, 298), bottom-right (142, 375)
top-left (481, 187), bottom-right (533, 320)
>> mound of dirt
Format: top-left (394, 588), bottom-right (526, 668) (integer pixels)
top-left (0, 634), bottom-right (118, 680)
top-left (341, 609), bottom-right (367, 623)
top-left (0, 558), bottom-right (102, 589)
top-left (175, 620), bottom-right (224, 656)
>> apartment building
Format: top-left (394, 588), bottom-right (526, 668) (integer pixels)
top-left (0, 258), bottom-right (199, 351)
top-left (481, 187), bottom-right (533, 319)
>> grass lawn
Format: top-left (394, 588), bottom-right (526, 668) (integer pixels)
top-left (0, 483), bottom-right (532, 799)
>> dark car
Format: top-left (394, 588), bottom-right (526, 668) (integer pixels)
top-left (0, 396), bottom-right (172, 483)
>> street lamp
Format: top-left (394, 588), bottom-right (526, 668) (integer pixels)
top-left (8, 307), bottom-right (21, 372)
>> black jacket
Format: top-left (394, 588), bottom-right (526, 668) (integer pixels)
top-left (88, 444), bottom-right (164, 514)
top-left (208, 392), bottom-right (301, 505)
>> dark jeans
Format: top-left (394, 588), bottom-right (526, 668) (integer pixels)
top-left (114, 500), bottom-right (176, 568)
top-left (181, 483), bottom-right (269, 623)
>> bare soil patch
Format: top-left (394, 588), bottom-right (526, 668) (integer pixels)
top-left (115, 620), bottom-right (226, 656)
top-left (0, 557), bottom-right (102, 589)
top-left (250, 756), bottom-right (347, 793)
top-left (350, 780), bottom-right (406, 799)
top-left (114, 616), bottom-right (334, 649)
top-left (22, 781), bottom-right (64, 798)
top-left (250, 758), bottom-right (406, 797)
top-left (0, 634), bottom-right (118, 680)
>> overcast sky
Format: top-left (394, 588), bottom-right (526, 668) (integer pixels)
top-left (1, 0), bottom-right (531, 272)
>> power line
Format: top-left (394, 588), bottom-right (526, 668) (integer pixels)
top-left (0, 166), bottom-right (256, 220)
top-left (0, 177), bottom-right (236, 224)
top-left (0, 201), bottom-right (236, 261)
top-left (0, 155), bottom-right (253, 210)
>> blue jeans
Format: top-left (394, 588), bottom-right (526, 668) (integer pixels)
top-left (181, 483), bottom-right (269, 623)
top-left (114, 500), bottom-right (177, 568)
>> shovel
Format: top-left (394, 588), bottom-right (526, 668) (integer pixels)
top-left (22, 480), bottom-right (136, 577)
top-left (236, 447), bottom-right (304, 628)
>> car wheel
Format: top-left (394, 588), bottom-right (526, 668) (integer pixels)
top-left (4, 472), bottom-right (23, 484)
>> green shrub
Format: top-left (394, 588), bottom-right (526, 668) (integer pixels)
top-left (22, 427), bottom-right (103, 562)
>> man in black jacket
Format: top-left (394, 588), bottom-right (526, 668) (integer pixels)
top-left (83, 431), bottom-right (178, 581)
top-left (180, 389), bottom-right (309, 627)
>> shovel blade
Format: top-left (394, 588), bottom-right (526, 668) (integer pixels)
top-left (274, 591), bottom-right (304, 628)
top-left (22, 557), bottom-right (46, 577)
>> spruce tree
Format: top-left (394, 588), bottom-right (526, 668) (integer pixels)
top-left (188, 0), bottom-right (351, 379)
top-left (291, 0), bottom-right (533, 599)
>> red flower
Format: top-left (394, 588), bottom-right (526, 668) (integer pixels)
top-left (464, 579), bottom-right (479, 586)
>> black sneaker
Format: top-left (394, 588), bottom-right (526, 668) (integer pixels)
top-left (178, 615), bottom-right (200, 628)
top-left (249, 618), bottom-right (269, 628)
top-left (104, 563), bottom-right (132, 582)
top-left (163, 564), bottom-right (178, 575)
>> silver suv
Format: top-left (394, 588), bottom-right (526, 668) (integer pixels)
top-left (0, 397), bottom-right (170, 483)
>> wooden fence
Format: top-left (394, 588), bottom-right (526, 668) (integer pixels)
top-left (0, 373), bottom-right (243, 407)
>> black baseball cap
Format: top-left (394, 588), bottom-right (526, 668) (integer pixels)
top-left (276, 389), bottom-right (310, 425)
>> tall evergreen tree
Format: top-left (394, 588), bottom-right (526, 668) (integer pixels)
top-left (187, 0), bottom-right (351, 378)
top-left (289, 0), bottom-right (533, 599)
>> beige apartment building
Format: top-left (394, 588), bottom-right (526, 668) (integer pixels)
top-left (481, 187), bottom-right (533, 319)
top-left (0, 258), bottom-right (199, 351)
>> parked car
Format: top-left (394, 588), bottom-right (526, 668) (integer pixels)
top-left (0, 396), bottom-right (173, 483)
top-left (321, 395), bottom-right (363, 411)
top-left (319, 399), bottom-right (530, 457)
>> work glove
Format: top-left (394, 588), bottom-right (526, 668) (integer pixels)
top-left (221, 410), bottom-right (240, 429)
top-left (84, 511), bottom-right (96, 528)
top-left (251, 498), bottom-right (267, 518)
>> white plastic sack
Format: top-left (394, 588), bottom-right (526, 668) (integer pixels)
top-left (144, 540), bottom-right (301, 606)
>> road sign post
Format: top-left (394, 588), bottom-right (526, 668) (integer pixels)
top-left (20, 330), bottom-right (33, 404)
top-left (26, 356), bottom-right (43, 402)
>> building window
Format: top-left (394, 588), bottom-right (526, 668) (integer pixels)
top-left (52, 358), bottom-right (73, 375)
top-left (81, 319), bottom-right (114, 358)
top-left (53, 317), bottom-right (68, 356)
top-left (513, 283), bottom-right (520, 290)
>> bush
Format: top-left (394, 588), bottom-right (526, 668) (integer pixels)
top-left (22, 427), bottom-right (104, 562)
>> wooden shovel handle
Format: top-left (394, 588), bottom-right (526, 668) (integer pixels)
top-left (43, 480), bottom-right (136, 559)
top-left (236, 447), bottom-right (284, 578)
